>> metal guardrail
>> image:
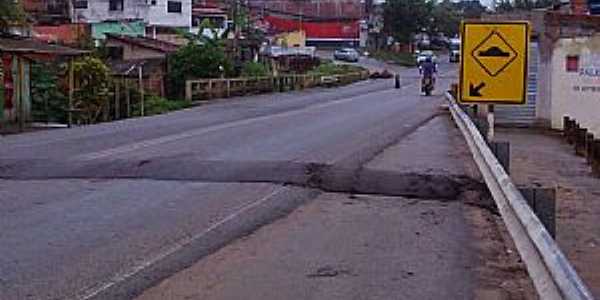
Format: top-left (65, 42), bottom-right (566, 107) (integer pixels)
top-left (446, 92), bottom-right (594, 300)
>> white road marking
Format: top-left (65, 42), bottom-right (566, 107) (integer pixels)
top-left (76, 87), bottom-right (394, 161)
top-left (76, 69), bottom-right (455, 161)
top-left (77, 186), bottom-right (286, 300)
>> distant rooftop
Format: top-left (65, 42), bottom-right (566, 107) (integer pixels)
top-left (105, 34), bottom-right (181, 53)
top-left (0, 36), bottom-right (88, 56)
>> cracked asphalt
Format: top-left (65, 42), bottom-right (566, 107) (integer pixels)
top-left (0, 59), bottom-right (533, 299)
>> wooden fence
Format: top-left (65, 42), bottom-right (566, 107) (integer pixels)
top-left (185, 71), bottom-right (370, 102)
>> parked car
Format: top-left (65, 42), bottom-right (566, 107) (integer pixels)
top-left (449, 38), bottom-right (460, 63)
top-left (334, 48), bottom-right (360, 62)
top-left (416, 50), bottom-right (437, 65)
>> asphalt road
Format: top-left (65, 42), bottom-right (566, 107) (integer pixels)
top-left (0, 59), bottom-right (463, 300)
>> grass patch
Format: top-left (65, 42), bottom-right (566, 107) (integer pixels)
top-left (371, 50), bottom-right (417, 67)
top-left (241, 61), bottom-right (270, 77)
top-left (133, 95), bottom-right (192, 116)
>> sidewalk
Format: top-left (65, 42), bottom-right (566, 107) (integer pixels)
top-left (497, 128), bottom-right (600, 297)
top-left (136, 113), bottom-right (535, 300)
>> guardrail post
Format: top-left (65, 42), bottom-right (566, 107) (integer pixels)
top-left (563, 116), bottom-right (571, 141)
top-left (586, 133), bottom-right (594, 164)
top-left (490, 141), bottom-right (510, 174)
top-left (576, 126), bottom-right (587, 156)
top-left (568, 121), bottom-right (578, 145)
top-left (568, 121), bottom-right (576, 144)
top-left (450, 83), bottom-right (458, 98)
top-left (520, 187), bottom-right (557, 238)
top-left (593, 139), bottom-right (600, 177)
top-left (208, 79), bottom-right (213, 99)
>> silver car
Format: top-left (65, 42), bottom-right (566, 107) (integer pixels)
top-left (334, 48), bottom-right (360, 62)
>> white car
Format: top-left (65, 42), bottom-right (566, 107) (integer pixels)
top-left (449, 38), bottom-right (461, 63)
top-left (416, 50), bottom-right (437, 65)
top-left (334, 48), bottom-right (360, 62)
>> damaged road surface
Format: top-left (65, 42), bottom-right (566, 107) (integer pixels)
top-left (0, 61), bottom-right (533, 299)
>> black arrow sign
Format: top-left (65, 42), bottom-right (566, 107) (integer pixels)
top-left (469, 82), bottom-right (486, 97)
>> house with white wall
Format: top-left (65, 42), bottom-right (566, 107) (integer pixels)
top-left (72, 0), bottom-right (192, 44)
top-left (536, 12), bottom-right (600, 136)
top-left (481, 10), bottom-right (600, 135)
top-left (72, 0), bottom-right (149, 23)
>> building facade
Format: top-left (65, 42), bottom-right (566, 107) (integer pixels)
top-left (537, 13), bottom-right (600, 135)
top-left (249, 0), bottom-right (364, 47)
top-left (72, 0), bottom-right (192, 35)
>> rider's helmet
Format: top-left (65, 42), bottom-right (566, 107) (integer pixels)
top-left (425, 56), bottom-right (432, 63)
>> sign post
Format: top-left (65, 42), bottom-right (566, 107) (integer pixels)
top-left (459, 21), bottom-right (530, 141)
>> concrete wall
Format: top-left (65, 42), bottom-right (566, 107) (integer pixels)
top-left (549, 35), bottom-right (600, 135)
top-left (147, 0), bottom-right (192, 28)
top-left (74, 0), bottom-right (148, 23)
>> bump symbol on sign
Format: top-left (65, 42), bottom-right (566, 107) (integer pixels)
top-left (472, 30), bottom-right (518, 77)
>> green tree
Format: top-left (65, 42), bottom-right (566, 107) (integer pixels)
top-left (73, 56), bottom-right (112, 124)
top-left (31, 63), bottom-right (68, 123)
top-left (384, 0), bottom-right (434, 44)
top-left (495, 0), bottom-right (515, 12)
top-left (0, 1), bottom-right (26, 33)
top-left (461, 1), bottom-right (487, 18)
top-left (513, 0), bottom-right (554, 10)
top-left (430, 0), bottom-right (461, 38)
top-left (514, 0), bottom-right (535, 10)
top-left (169, 42), bottom-right (233, 94)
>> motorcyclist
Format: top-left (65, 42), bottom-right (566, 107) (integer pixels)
top-left (419, 56), bottom-right (437, 79)
top-left (419, 56), bottom-right (437, 94)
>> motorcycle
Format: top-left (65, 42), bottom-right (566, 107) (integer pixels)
top-left (421, 74), bottom-right (435, 96)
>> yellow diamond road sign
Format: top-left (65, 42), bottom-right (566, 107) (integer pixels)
top-left (459, 21), bottom-right (530, 104)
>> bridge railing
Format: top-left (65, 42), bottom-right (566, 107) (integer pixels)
top-left (185, 71), bottom-right (370, 102)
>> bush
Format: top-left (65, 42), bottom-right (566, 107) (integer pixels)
top-left (73, 56), bottom-right (112, 124)
top-left (133, 95), bottom-right (191, 116)
top-left (241, 61), bottom-right (269, 77)
top-left (371, 50), bottom-right (417, 67)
